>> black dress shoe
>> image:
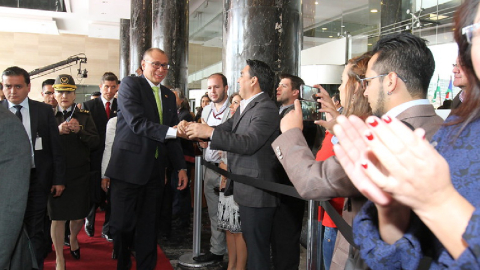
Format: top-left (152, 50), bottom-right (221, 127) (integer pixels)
top-left (102, 232), bottom-right (114, 242)
top-left (70, 247), bottom-right (80, 260)
top-left (84, 222), bottom-right (94, 237)
top-left (193, 251), bottom-right (223, 262)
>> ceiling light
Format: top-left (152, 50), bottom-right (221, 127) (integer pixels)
top-left (368, 43), bottom-right (372, 46)
top-left (329, 35), bottom-right (333, 38)
top-left (370, 9), bottom-right (378, 13)
top-left (322, 27), bottom-right (327, 31)
top-left (315, 2), bottom-right (319, 4)
top-left (428, 14), bottom-right (448, 21)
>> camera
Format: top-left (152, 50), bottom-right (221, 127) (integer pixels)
top-left (299, 85), bottom-right (319, 101)
top-left (300, 100), bottom-right (322, 121)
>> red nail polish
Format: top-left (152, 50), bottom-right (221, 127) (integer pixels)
top-left (361, 163), bottom-right (368, 169)
top-left (365, 131), bottom-right (374, 141)
top-left (382, 115), bottom-right (392, 123)
top-left (367, 118), bottom-right (378, 127)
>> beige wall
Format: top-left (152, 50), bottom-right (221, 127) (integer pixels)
top-left (0, 32), bottom-right (120, 101)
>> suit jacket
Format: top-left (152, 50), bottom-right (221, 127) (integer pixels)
top-left (82, 98), bottom-right (117, 170)
top-left (1, 99), bottom-right (66, 190)
top-left (0, 105), bottom-right (32, 269)
top-left (105, 75), bottom-right (186, 184)
top-left (271, 103), bottom-right (443, 270)
top-left (210, 93), bottom-right (281, 208)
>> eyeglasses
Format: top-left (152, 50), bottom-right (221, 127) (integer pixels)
top-left (358, 73), bottom-right (407, 89)
top-left (462, 22), bottom-right (480, 44)
top-left (145, 60), bottom-right (170, 70)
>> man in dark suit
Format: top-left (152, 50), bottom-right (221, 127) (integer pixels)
top-left (272, 32), bottom-right (444, 270)
top-left (272, 73), bottom-right (308, 270)
top-left (105, 48), bottom-right (188, 270)
top-left (83, 72), bottom-right (119, 240)
top-left (1, 66), bottom-right (66, 270)
top-left (184, 59), bottom-right (282, 269)
top-left (0, 105), bottom-right (32, 270)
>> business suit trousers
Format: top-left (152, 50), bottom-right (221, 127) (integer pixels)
top-left (110, 168), bottom-right (163, 270)
top-left (203, 167), bottom-right (226, 255)
top-left (238, 204), bottom-right (276, 270)
top-left (271, 194), bottom-right (306, 270)
top-left (24, 170), bottom-right (48, 270)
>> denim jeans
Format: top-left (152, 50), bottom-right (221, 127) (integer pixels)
top-left (323, 226), bottom-right (338, 270)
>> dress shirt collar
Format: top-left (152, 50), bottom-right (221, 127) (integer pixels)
top-left (145, 77), bottom-right (160, 88)
top-left (240, 92), bottom-right (263, 115)
top-left (101, 95), bottom-right (113, 107)
top-left (7, 97), bottom-right (29, 110)
top-left (385, 99), bottom-right (430, 118)
top-left (279, 103), bottom-right (294, 114)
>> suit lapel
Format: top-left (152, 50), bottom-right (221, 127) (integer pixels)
top-left (28, 99), bottom-right (38, 147)
top-left (141, 77), bottom-right (160, 122)
top-left (111, 98), bottom-right (118, 117)
top-left (232, 94), bottom-right (262, 131)
top-left (96, 98), bottom-right (108, 122)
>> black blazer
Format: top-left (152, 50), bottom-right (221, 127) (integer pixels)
top-left (82, 97), bottom-right (117, 171)
top-left (105, 75), bottom-right (186, 184)
top-left (1, 99), bottom-right (66, 190)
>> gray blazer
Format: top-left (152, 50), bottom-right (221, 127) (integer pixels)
top-left (271, 103), bottom-right (444, 270)
top-left (210, 93), bottom-right (281, 208)
top-left (0, 106), bottom-right (33, 270)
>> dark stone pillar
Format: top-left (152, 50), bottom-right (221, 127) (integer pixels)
top-left (223, 0), bottom-right (302, 97)
top-left (152, 0), bottom-right (189, 94)
top-left (380, 0), bottom-right (408, 35)
top-left (119, 18), bottom-right (130, 79)
top-left (130, 0), bottom-right (152, 75)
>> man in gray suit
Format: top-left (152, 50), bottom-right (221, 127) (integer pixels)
top-left (272, 32), bottom-right (444, 270)
top-left (0, 105), bottom-right (32, 269)
top-left (193, 73), bottom-right (230, 263)
top-left (184, 59), bottom-right (281, 269)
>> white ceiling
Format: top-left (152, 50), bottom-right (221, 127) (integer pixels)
top-left (0, 0), bottom-right (370, 43)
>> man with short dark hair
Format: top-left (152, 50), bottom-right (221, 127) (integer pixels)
top-left (83, 72), bottom-right (119, 240)
top-left (91, 91), bottom-right (101, 99)
top-left (192, 72), bottom-right (230, 263)
top-left (273, 32), bottom-right (444, 270)
top-left (41, 79), bottom-right (57, 109)
top-left (1, 66), bottom-right (66, 270)
top-left (272, 73), bottom-right (307, 270)
top-left (106, 48), bottom-right (188, 270)
top-left (185, 59), bottom-right (282, 269)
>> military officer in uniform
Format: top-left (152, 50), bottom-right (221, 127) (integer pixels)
top-left (48, 74), bottom-right (99, 270)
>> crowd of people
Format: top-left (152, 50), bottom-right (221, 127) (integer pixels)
top-left (2, 1), bottom-right (480, 270)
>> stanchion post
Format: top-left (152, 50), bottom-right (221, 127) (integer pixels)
top-left (178, 155), bottom-right (216, 267)
top-left (306, 200), bottom-right (315, 269)
top-left (192, 155), bottom-right (202, 256)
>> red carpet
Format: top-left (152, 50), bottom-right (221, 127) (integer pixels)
top-left (44, 210), bottom-right (173, 270)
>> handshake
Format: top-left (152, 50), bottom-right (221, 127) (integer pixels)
top-left (176, 119), bottom-right (213, 141)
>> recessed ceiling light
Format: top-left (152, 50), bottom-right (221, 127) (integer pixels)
top-left (370, 9), bottom-right (378, 13)
top-left (429, 13), bottom-right (448, 21)
top-left (329, 36), bottom-right (333, 38)
top-left (315, 1), bottom-right (319, 4)
top-left (322, 27), bottom-right (327, 30)
top-left (368, 43), bottom-right (372, 46)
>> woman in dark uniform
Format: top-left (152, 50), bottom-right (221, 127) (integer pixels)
top-left (48, 74), bottom-right (99, 270)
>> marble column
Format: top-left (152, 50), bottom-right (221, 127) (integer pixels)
top-left (119, 18), bottom-right (130, 79)
top-left (152, 0), bottom-right (189, 94)
top-left (223, 0), bottom-right (302, 97)
top-left (380, 0), bottom-right (408, 35)
top-left (129, 0), bottom-right (152, 75)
